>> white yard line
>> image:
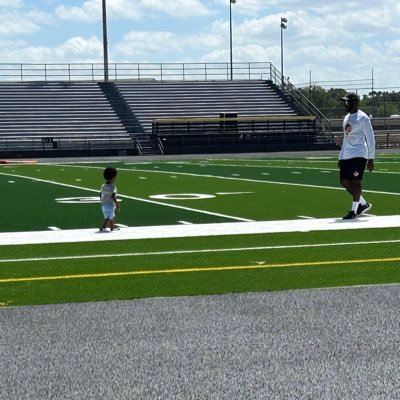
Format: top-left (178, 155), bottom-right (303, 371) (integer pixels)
top-left (129, 159), bottom-right (400, 176)
top-left (48, 163), bottom-right (400, 197)
top-left (106, 169), bottom-right (400, 197)
top-left (207, 158), bottom-right (400, 164)
top-left (215, 192), bottom-right (254, 195)
top-left (2, 237), bottom-right (400, 264)
top-left (0, 172), bottom-right (252, 223)
top-left (185, 162), bottom-right (400, 176)
top-left (1, 215), bottom-right (400, 246)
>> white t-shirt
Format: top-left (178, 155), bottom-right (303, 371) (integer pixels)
top-left (339, 110), bottom-right (375, 160)
top-left (100, 183), bottom-right (117, 206)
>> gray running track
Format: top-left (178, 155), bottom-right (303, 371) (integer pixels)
top-left (1, 285), bottom-right (399, 400)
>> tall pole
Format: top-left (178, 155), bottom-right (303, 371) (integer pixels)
top-left (229, 0), bottom-right (233, 80)
top-left (371, 68), bottom-right (374, 118)
top-left (102, 0), bottom-right (109, 82)
top-left (280, 17), bottom-right (287, 89)
top-left (280, 25), bottom-right (283, 88)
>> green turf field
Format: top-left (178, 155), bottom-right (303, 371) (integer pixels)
top-left (1, 154), bottom-right (400, 307)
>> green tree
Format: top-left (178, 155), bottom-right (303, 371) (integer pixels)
top-left (301, 86), bottom-right (400, 118)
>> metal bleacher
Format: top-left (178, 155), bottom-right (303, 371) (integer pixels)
top-left (116, 80), bottom-right (297, 135)
top-left (0, 61), bottom-right (337, 157)
top-left (0, 82), bottom-right (135, 157)
top-left (116, 80), bottom-right (335, 154)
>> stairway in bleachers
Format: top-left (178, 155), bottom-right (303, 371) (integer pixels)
top-left (0, 82), bottom-right (134, 156)
top-left (116, 80), bottom-right (297, 135)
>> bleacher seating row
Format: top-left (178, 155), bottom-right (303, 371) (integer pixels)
top-left (0, 83), bottom-right (127, 135)
top-left (0, 80), bottom-right (328, 157)
top-left (116, 80), bottom-right (296, 135)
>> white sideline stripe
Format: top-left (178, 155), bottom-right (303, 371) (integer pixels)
top-left (216, 192), bottom-right (254, 195)
top-left (189, 162), bottom-right (400, 176)
top-left (2, 238), bottom-right (400, 264)
top-left (298, 216), bottom-right (315, 219)
top-left (50, 163), bottom-right (400, 197)
top-left (212, 159), bottom-right (400, 165)
top-left (115, 224), bottom-right (128, 228)
top-left (102, 169), bottom-right (400, 197)
top-left (178, 221), bottom-right (193, 225)
top-left (1, 215), bottom-right (400, 246)
top-left (0, 172), bottom-right (252, 223)
top-left (48, 226), bottom-right (62, 231)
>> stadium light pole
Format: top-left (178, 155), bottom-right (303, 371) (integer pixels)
top-left (102, 0), bottom-right (109, 82)
top-left (229, 0), bottom-right (237, 80)
top-left (280, 17), bottom-right (287, 89)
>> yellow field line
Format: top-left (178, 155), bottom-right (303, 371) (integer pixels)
top-left (1, 256), bottom-right (400, 284)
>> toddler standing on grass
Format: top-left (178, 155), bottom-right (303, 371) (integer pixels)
top-left (99, 167), bottom-right (120, 232)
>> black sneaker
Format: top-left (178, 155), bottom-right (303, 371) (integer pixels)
top-left (343, 211), bottom-right (357, 220)
top-left (357, 202), bottom-right (372, 216)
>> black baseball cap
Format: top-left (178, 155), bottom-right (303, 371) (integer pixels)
top-left (340, 92), bottom-right (360, 102)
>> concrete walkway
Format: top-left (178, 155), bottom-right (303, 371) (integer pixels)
top-left (1, 285), bottom-right (399, 399)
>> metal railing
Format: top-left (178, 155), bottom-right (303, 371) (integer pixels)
top-left (152, 115), bottom-right (317, 137)
top-left (0, 61), bottom-right (332, 137)
top-left (330, 117), bottom-right (400, 132)
top-left (0, 136), bottom-right (135, 153)
top-left (0, 62), bottom-right (271, 83)
top-left (268, 63), bottom-right (332, 134)
top-left (135, 136), bottom-right (144, 155)
top-left (330, 117), bottom-right (400, 149)
top-left (157, 137), bottom-right (165, 154)
top-left (331, 132), bottom-right (400, 149)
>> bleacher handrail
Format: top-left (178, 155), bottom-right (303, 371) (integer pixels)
top-left (152, 116), bottom-right (318, 140)
top-left (268, 63), bottom-right (331, 134)
top-left (153, 115), bottom-right (316, 124)
top-left (0, 62), bottom-right (272, 83)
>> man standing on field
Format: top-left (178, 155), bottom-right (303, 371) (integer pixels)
top-left (338, 92), bottom-right (375, 219)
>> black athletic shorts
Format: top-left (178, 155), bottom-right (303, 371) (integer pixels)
top-left (339, 157), bottom-right (367, 181)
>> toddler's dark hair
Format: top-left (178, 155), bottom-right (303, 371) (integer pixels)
top-left (103, 167), bottom-right (118, 180)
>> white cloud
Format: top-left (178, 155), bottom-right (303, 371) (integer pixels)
top-left (56, 0), bottom-right (212, 21)
top-left (201, 44), bottom-right (272, 63)
top-left (104, 0), bottom-right (400, 89)
top-left (56, 0), bottom-right (141, 22)
top-left (55, 5), bottom-right (94, 22)
top-left (0, 0), bottom-right (23, 8)
top-left (0, 36), bottom-right (103, 63)
top-left (115, 31), bottom-right (181, 57)
top-left (114, 30), bottom-right (223, 61)
top-left (140, 0), bottom-right (211, 17)
top-left (0, 12), bottom-right (39, 35)
top-left (210, 0), bottom-right (268, 17)
top-left (1, 0), bottom-right (400, 89)
top-left (0, 9), bottom-right (53, 35)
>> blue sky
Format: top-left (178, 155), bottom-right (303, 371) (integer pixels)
top-left (1, 0), bottom-right (399, 90)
